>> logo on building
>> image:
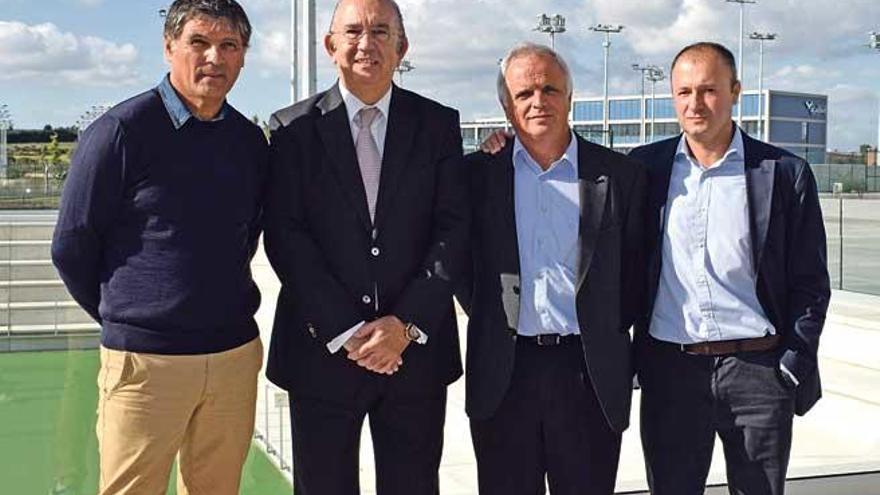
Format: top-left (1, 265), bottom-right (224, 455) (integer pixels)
top-left (804, 100), bottom-right (827, 117)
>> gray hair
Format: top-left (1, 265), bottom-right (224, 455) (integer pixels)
top-left (329, 0), bottom-right (408, 52)
top-left (163, 0), bottom-right (252, 48)
top-left (496, 42), bottom-right (574, 109)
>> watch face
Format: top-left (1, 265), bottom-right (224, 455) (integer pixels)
top-left (406, 325), bottom-right (420, 341)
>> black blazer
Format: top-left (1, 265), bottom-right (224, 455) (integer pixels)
top-left (459, 135), bottom-right (647, 433)
top-left (630, 131), bottom-right (831, 416)
top-left (263, 84), bottom-right (469, 400)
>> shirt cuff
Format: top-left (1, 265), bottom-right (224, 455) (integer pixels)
top-left (326, 320), bottom-right (365, 354)
top-left (411, 324), bottom-right (428, 345)
top-left (779, 363), bottom-right (800, 387)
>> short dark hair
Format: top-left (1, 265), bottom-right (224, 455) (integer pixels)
top-left (163, 0), bottom-right (252, 48)
top-left (671, 42), bottom-right (738, 86)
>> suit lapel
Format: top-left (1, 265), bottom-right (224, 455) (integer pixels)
top-left (315, 84), bottom-right (372, 232)
top-left (646, 138), bottom-right (678, 307)
top-left (494, 144), bottom-right (522, 330)
top-left (743, 134), bottom-right (775, 272)
top-left (575, 137), bottom-right (609, 290)
top-left (374, 85), bottom-right (417, 232)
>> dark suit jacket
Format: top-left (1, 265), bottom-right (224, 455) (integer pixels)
top-left (459, 135), bottom-right (647, 433)
top-left (630, 131), bottom-right (831, 416)
top-left (264, 83), bottom-right (469, 400)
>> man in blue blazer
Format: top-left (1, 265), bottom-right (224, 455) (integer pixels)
top-left (630, 42), bottom-right (831, 495)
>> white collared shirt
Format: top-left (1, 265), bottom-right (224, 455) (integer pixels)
top-left (339, 82), bottom-right (393, 158)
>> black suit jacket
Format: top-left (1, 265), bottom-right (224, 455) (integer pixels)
top-left (460, 135), bottom-right (647, 433)
top-left (264, 84), bottom-right (468, 400)
top-left (630, 131), bottom-right (831, 416)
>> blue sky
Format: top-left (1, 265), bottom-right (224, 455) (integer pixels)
top-left (2, 0), bottom-right (879, 151)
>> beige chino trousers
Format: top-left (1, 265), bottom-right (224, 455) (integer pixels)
top-left (96, 337), bottom-right (262, 495)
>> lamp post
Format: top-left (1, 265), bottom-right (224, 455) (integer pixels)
top-left (725, 0), bottom-right (756, 127)
top-left (395, 59), bottom-right (415, 86)
top-left (632, 64), bottom-right (660, 145)
top-left (0, 104), bottom-right (11, 178)
top-left (589, 24), bottom-right (624, 147)
top-left (646, 67), bottom-right (665, 142)
top-left (290, 0), bottom-right (316, 102)
top-left (535, 14), bottom-right (566, 50)
top-left (871, 32), bottom-right (880, 166)
top-left (749, 32), bottom-right (776, 141)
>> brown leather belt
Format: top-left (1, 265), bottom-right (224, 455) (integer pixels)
top-left (678, 335), bottom-right (780, 356)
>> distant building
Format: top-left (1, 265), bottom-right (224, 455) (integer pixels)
top-left (461, 89), bottom-right (828, 163)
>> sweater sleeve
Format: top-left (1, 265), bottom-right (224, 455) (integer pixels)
top-left (51, 116), bottom-right (128, 322)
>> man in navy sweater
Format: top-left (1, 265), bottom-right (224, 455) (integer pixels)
top-left (51, 1), bottom-right (266, 493)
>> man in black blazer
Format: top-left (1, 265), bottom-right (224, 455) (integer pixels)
top-left (263, 0), bottom-right (468, 493)
top-left (462, 43), bottom-right (646, 494)
top-left (630, 42), bottom-right (830, 495)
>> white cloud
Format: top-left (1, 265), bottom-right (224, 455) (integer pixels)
top-left (0, 21), bottom-right (139, 85)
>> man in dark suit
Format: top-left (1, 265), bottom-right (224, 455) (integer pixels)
top-left (263, 0), bottom-right (468, 493)
top-left (462, 43), bottom-right (646, 494)
top-left (629, 42), bottom-right (831, 495)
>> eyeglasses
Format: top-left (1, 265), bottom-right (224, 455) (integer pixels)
top-left (330, 26), bottom-right (395, 43)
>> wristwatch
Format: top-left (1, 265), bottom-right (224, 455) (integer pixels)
top-left (403, 322), bottom-right (421, 342)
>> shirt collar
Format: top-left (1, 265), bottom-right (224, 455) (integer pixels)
top-left (513, 131), bottom-right (578, 178)
top-left (157, 74), bottom-right (229, 130)
top-left (339, 82), bottom-right (393, 128)
top-left (676, 125), bottom-right (744, 169)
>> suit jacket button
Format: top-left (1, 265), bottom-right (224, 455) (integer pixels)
top-left (370, 247), bottom-right (380, 257)
top-left (362, 295), bottom-right (372, 304)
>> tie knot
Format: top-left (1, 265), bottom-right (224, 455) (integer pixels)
top-left (357, 107), bottom-right (380, 128)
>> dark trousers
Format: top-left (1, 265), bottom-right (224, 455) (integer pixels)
top-left (289, 378), bottom-right (447, 495)
top-left (470, 339), bottom-right (622, 495)
top-left (638, 336), bottom-right (796, 495)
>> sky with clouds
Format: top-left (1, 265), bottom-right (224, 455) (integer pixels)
top-left (1, 0), bottom-right (879, 150)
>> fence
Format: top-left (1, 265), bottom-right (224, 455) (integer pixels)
top-left (812, 163), bottom-right (880, 194)
top-left (821, 193), bottom-right (880, 296)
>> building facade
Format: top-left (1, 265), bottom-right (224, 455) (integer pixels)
top-left (461, 89), bottom-right (828, 163)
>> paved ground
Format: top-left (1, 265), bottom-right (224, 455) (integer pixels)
top-left (250, 245), bottom-right (880, 494)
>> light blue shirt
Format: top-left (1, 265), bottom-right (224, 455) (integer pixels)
top-left (513, 134), bottom-right (581, 336)
top-left (157, 74), bottom-right (228, 129)
top-left (650, 128), bottom-right (776, 344)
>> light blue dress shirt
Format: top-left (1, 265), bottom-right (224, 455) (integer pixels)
top-left (650, 128), bottom-right (777, 344)
top-left (513, 134), bottom-right (581, 336)
top-left (157, 74), bottom-right (228, 129)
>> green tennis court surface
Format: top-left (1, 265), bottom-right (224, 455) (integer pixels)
top-left (0, 349), bottom-right (290, 494)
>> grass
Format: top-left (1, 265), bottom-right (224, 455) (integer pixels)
top-left (0, 349), bottom-right (291, 494)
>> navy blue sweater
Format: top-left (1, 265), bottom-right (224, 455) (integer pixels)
top-left (52, 86), bottom-right (267, 354)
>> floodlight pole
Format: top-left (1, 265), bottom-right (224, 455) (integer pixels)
top-left (725, 0), bottom-right (756, 127)
top-left (750, 31), bottom-right (776, 140)
top-left (589, 24), bottom-right (624, 147)
top-left (535, 14), bottom-right (566, 50)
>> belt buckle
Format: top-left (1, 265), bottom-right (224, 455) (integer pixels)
top-left (536, 334), bottom-right (561, 346)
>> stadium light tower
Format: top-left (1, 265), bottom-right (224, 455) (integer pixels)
top-left (395, 59), bottom-right (415, 86)
top-left (725, 0), bottom-right (757, 127)
top-left (291, 0), bottom-right (317, 103)
top-left (589, 24), bottom-right (624, 147)
top-left (749, 31), bottom-right (776, 140)
top-left (0, 104), bottom-right (11, 178)
top-left (535, 14), bottom-right (566, 50)
top-left (632, 64), bottom-right (660, 144)
top-left (871, 32), bottom-right (880, 164)
top-left (645, 67), bottom-right (666, 142)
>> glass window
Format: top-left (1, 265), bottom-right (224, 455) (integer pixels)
top-left (574, 124), bottom-right (604, 144)
top-left (609, 99), bottom-right (642, 120)
top-left (573, 101), bottom-right (603, 121)
top-left (609, 124), bottom-right (641, 145)
top-left (769, 121), bottom-right (826, 146)
top-left (645, 97), bottom-right (675, 119)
